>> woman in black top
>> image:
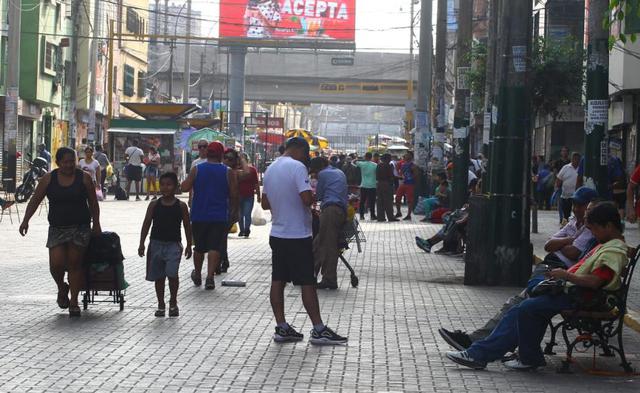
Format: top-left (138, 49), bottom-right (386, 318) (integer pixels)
top-left (20, 147), bottom-right (101, 317)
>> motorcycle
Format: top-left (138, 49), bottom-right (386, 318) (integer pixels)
top-left (15, 156), bottom-right (48, 202)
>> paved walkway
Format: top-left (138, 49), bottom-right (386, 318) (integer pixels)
top-left (0, 200), bottom-right (639, 392)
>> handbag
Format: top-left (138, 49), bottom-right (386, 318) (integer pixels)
top-left (529, 279), bottom-right (566, 297)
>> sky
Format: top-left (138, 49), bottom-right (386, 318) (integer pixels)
top-left (189, 0), bottom-right (435, 53)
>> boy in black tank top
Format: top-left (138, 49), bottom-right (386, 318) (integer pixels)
top-left (139, 173), bottom-right (192, 317)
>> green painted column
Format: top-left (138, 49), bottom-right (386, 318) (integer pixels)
top-left (583, 0), bottom-right (609, 196)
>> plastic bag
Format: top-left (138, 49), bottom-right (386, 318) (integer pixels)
top-left (95, 187), bottom-right (104, 201)
top-left (252, 204), bottom-right (267, 226)
top-left (229, 223), bottom-right (238, 234)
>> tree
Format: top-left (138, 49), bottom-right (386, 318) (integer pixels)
top-left (467, 37), bottom-right (584, 120)
top-left (607, 0), bottom-right (640, 48)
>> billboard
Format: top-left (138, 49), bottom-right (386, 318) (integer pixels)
top-left (219, 0), bottom-right (356, 46)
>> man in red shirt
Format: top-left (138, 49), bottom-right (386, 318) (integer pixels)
top-left (238, 153), bottom-right (261, 238)
top-left (626, 164), bottom-right (640, 224)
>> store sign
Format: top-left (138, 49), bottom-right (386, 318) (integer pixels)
top-left (331, 57), bottom-right (354, 66)
top-left (219, 0), bottom-right (356, 44)
top-left (246, 117), bottom-right (285, 130)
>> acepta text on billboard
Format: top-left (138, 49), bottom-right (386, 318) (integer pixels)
top-left (219, 0), bottom-right (356, 42)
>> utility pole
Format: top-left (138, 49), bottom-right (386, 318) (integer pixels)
top-left (88, 0), bottom-right (102, 143)
top-left (2, 0), bottom-right (21, 191)
top-left (481, 0), bottom-right (533, 286)
top-left (405, 0), bottom-right (417, 138)
top-left (433, 0), bottom-right (447, 163)
top-left (182, 0), bottom-right (192, 103)
top-left (198, 51), bottom-right (205, 108)
top-left (482, 0), bottom-right (499, 192)
top-left (415, 0), bottom-right (433, 179)
top-left (451, 0), bottom-right (473, 209)
top-left (68, 0), bottom-right (81, 148)
top-left (168, 39), bottom-right (175, 102)
top-left (583, 0), bottom-right (609, 196)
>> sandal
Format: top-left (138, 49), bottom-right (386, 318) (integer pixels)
top-left (57, 283), bottom-right (70, 309)
top-left (191, 270), bottom-right (202, 286)
top-left (68, 306), bottom-right (81, 317)
top-left (168, 306), bottom-right (179, 317)
top-left (154, 308), bottom-right (166, 317)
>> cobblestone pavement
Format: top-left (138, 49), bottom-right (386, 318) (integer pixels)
top-left (0, 200), bottom-right (639, 392)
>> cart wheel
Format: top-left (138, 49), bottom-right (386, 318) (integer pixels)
top-left (350, 274), bottom-right (359, 288)
top-left (119, 294), bottom-right (125, 311)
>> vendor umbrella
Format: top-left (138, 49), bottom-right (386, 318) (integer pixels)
top-left (186, 128), bottom-right (230, 156)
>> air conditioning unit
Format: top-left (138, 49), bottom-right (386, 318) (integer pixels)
top-left (609, 95), bottom-right (633, 127)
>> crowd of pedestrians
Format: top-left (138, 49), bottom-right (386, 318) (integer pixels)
top-left (12, 137), bottom-right (640, 363)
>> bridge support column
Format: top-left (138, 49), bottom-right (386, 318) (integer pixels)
top-left (229, 46), bottom-right (247, 140)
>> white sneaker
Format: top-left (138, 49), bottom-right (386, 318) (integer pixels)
top-left (445, 351), bottom-right (487, 370)
top-left (503, 359), bottom-right (539, 370)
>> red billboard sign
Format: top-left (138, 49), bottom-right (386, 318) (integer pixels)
top-left (219, 0), bottom-right (356, 43)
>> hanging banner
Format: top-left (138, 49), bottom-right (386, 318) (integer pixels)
top-left (219, 0), bottom-right (356, 47)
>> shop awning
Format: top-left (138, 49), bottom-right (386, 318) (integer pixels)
top-left (108, 128), bottom-right (176, 135)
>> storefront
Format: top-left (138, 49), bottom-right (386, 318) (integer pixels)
top-left (107, 119), bottom-right (186, 184)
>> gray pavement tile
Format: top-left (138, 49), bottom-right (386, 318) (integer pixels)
top-left (0, 200), bottom-right (639, 392)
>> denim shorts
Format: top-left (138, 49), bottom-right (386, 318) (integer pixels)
top-left (146, 239), bottom-right (182, 281)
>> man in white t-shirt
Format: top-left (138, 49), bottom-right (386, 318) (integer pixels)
top-left (124, 139), bottom-right (145, 200)
top-left (555, 152), bottom-right (581, 224)
top-left (261, 137), bottom-right (347, 345)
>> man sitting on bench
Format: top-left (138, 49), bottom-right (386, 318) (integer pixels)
top-left (438, 187), bottom-right (599, 350)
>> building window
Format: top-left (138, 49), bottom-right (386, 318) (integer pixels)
top-left (126, 7), bottom-right (145, 35)
top-left (137, 71), bottom-right (146, 98)
top-left (44, 42), bottom-right (55, 70)
top-left (113, 66), bottom-right (117, 93)
top-left (626, 0), bottom-right (640, 34)
top-left (0, 36), bottom-right (7, 88)
top-left (123, 64), bottom-right (135, 97)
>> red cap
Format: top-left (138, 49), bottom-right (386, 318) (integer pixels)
top-left (207, 141), bottom-right (224, 158)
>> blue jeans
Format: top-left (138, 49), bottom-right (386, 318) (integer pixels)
top-left (466, 294), bottom-right (575, 366)
top-left (239, 197), bottom-right (254, 234)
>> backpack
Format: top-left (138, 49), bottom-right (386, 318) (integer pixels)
top-left (84, 231), bottom-right (125, 267)
top-left (114, 186), bottom-right (128, 200)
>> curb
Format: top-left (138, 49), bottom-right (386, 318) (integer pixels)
top-left (534, 254), bottom-right (640, 334)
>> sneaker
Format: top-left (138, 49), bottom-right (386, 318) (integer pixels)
top-left (238, 231), bottom-right (245, 237)
top-left (245, 230), bottom-right (251, 238)
top-left (310, 326), bottom-right (348, 345)
top-left (395, 212), bottom-right (403, 218)
top-left (273, 325), bottom-right (304, 343)
top-left (438, 328), bottom-right (472, 350)
top-left (168, 306), bottom-right (179, 317)
top-left (503, 359), bottom-right (540, 370)
top-left (205, 277), bottom-right (215, 290)
top-left (415, 237), bottom-right (432, 253)
top-left (445, 350), bottom-right (487, 370)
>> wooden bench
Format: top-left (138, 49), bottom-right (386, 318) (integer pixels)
top-left (543, 248), bottom-right (638, 373)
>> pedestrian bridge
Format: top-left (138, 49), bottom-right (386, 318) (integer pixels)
top-left (151, 48), bottom-right (418, 107)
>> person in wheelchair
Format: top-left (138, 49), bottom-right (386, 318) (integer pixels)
top-left (445, 202), bottom-right (629, 370)
top-left (438, 187), bottom-right (599, 349)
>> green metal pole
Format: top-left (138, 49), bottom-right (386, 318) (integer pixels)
top-left (583, 0), bottom-right (609, 196)
top-left (486, 0), bottom-right (533, 286)
top-left (451, 0), bottom-right (473, 209)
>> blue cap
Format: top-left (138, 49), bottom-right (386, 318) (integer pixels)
top-left (571, 186), bottom-right (598, 205)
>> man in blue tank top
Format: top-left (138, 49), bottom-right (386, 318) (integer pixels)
top-left (181, 141), bottom-right (238, 290)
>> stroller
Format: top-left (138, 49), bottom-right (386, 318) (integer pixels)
top-left (312, 192), bottom-right (366, 288)
top-left (82, 232), bottom-right (128, 310)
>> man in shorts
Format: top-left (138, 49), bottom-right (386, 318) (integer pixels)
top-left (262, 137), bottom-right (348, 345)
top-left (124, 140), bottom-right (144, 200)
top-left (181, 141), bottom-right (238, 290)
